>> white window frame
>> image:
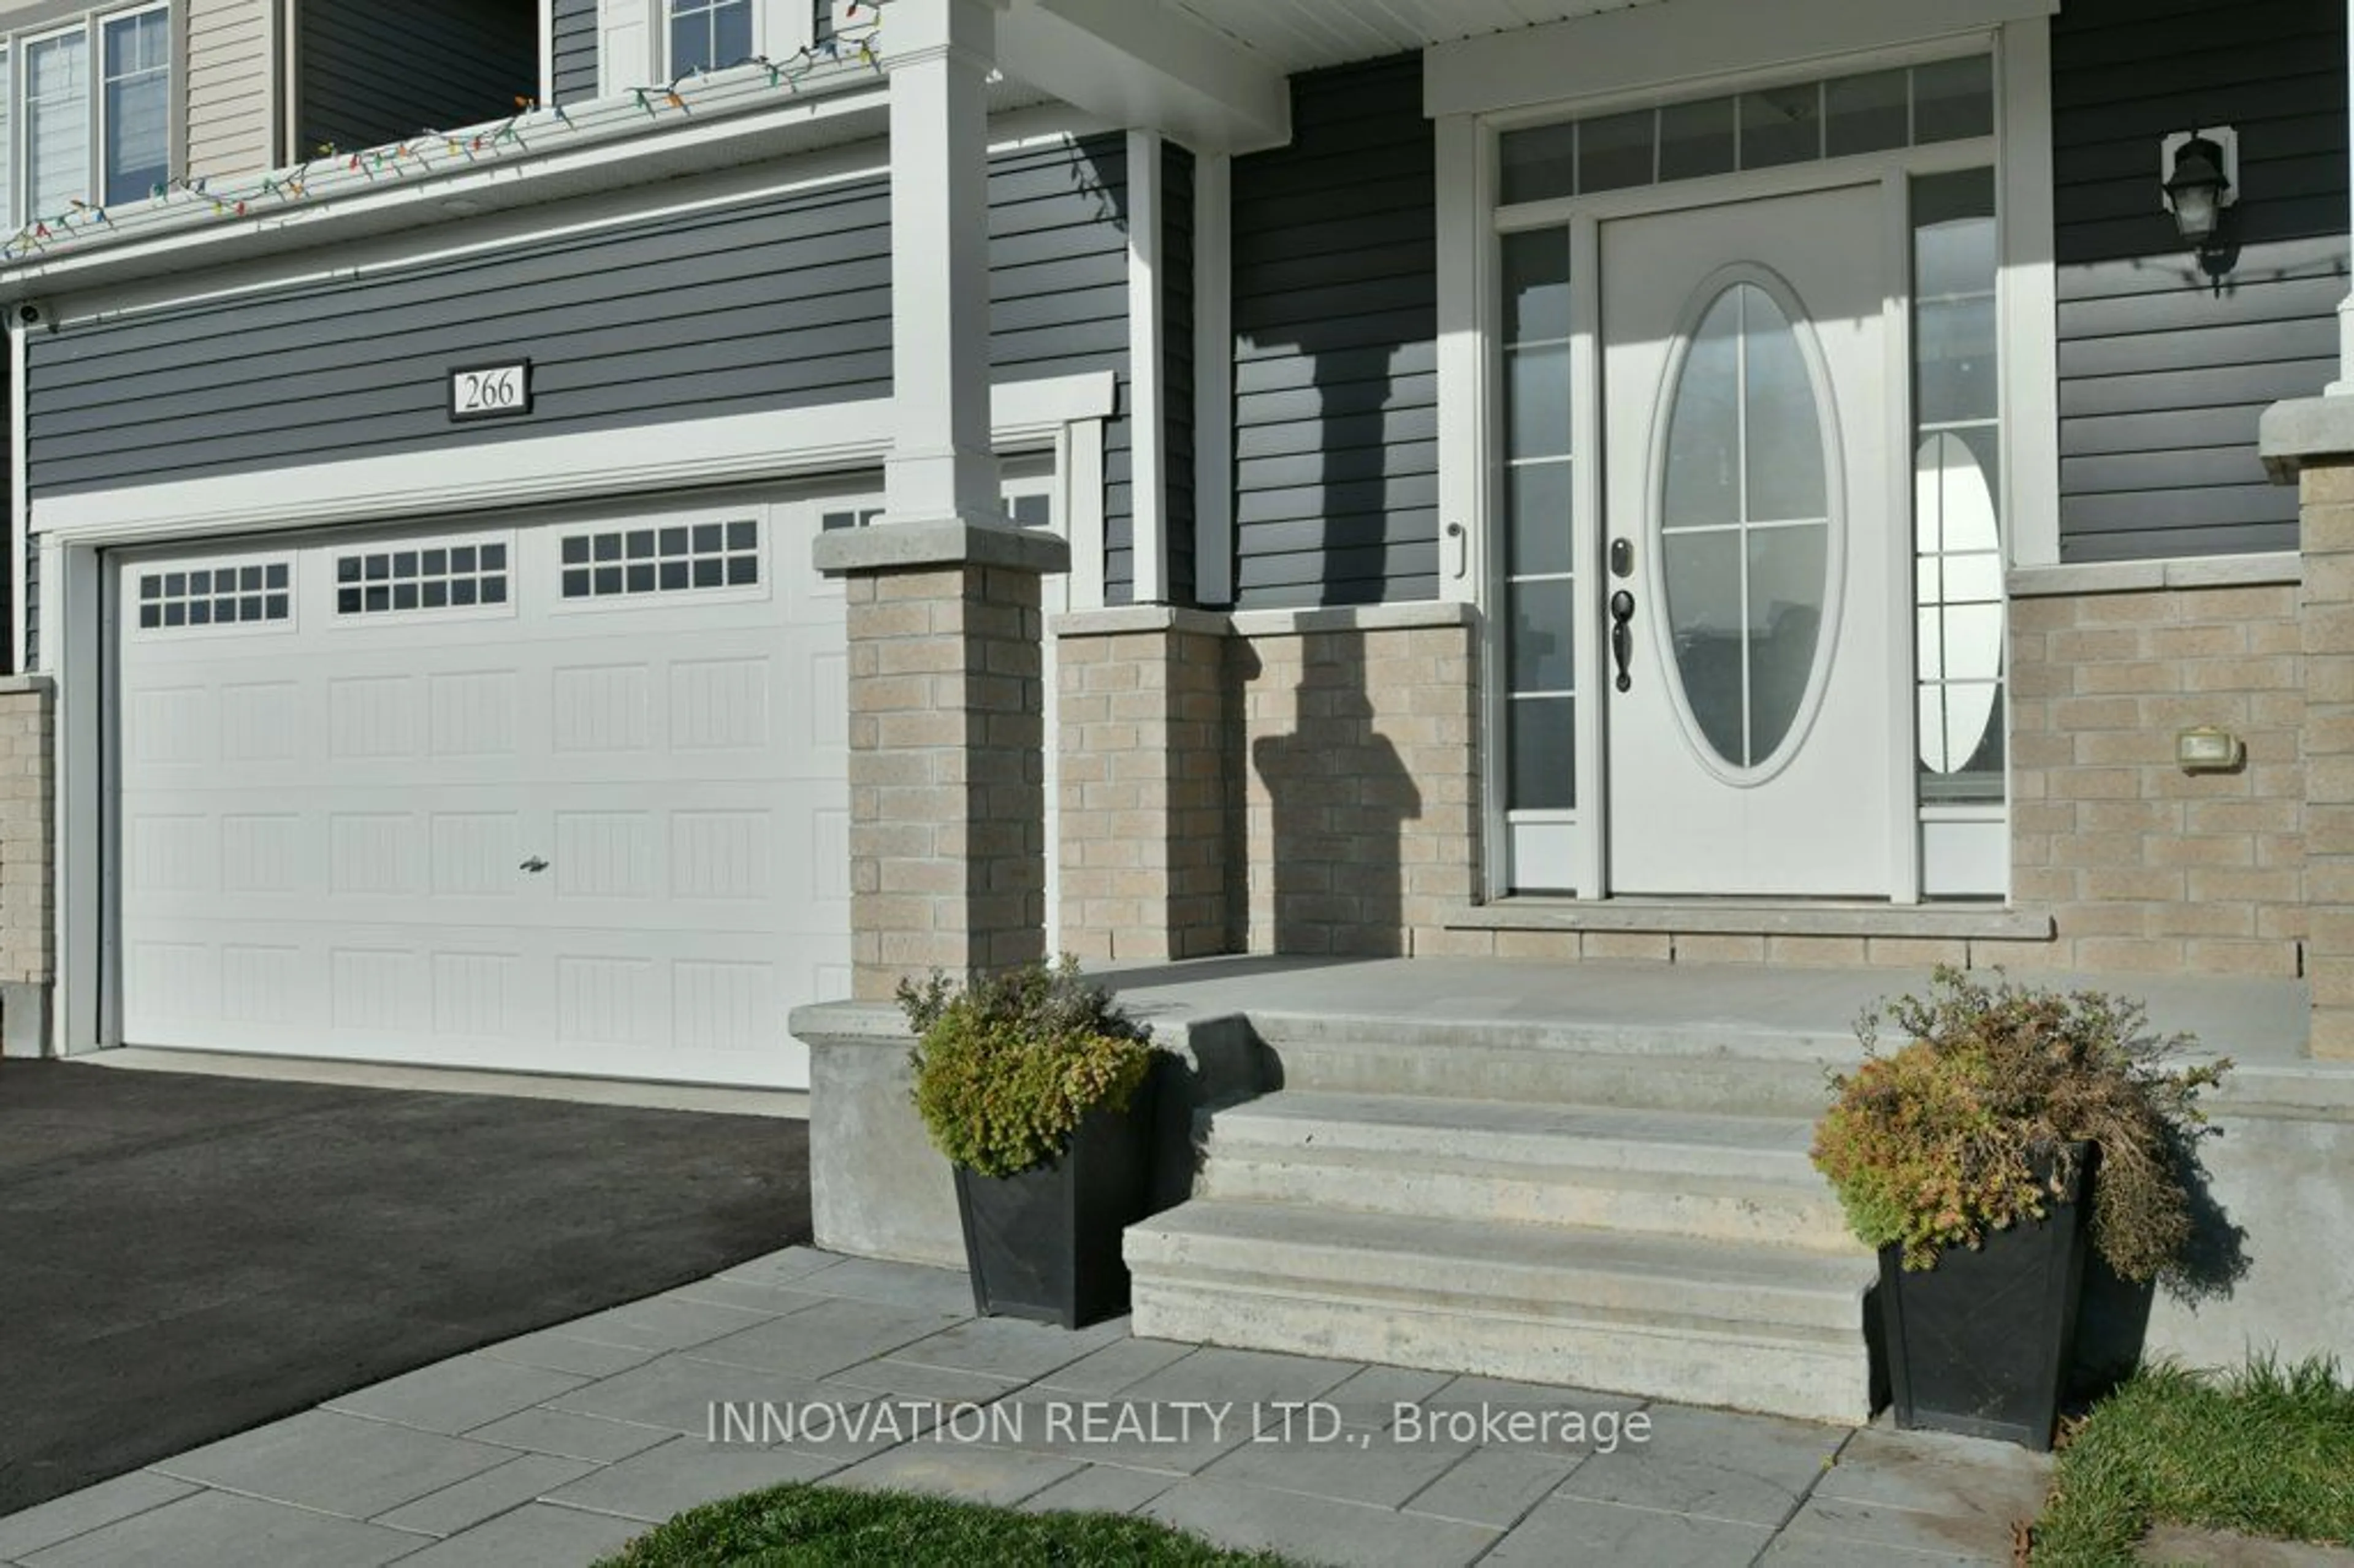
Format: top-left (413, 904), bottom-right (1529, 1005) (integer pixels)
top-left (2, 1), bottom-right (172, 230)
top-left (598, 0), bottom-right (810, 91)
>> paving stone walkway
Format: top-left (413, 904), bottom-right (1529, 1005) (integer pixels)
top-left (0, 1249), bottom-right (2055, 1567)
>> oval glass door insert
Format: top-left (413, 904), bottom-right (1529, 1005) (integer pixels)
top-left (1914, 431), bottom-right (2003, 774)
top-left (1658, 278), bottom-right (1835, 773)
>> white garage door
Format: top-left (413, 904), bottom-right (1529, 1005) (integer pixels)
top-left (113, 495), bottom-right (851, 1089)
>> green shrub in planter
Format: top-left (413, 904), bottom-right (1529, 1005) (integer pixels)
top-left (1811, 966), bottom-right (2227, 1281)
top-left (899, 957), bottom-right (1154, 1179)
top-left (1810, 966), bottom-right (2230, 1448)
top-left (899, 957), bottom-right (1160, 1329)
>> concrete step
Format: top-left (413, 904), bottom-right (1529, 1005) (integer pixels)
top-left (1195, 1092), bottom-right (1858, 1252)
top-left (1246, 1016), bottom-right (1851, 1116)
top-left (1126, 1200), bottom-right (1877, 1424)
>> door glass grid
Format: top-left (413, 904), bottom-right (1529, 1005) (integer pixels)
top-left (1911, 169), bottom-right (2005, 802)
top-left (1501, 56), bottom-right (1992, 205)
top-left (1501, 229), bottom-right (1576, 816)
top-left (1659, 283), bottom-right (1832, 771)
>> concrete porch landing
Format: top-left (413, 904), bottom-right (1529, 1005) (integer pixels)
top-left (1093, 955), bottom-right (2315, 1073)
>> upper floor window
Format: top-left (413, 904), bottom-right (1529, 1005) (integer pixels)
top-left (0, 2), bottom-right (170, 228)
top-left (669, 0), bottom-right (752, 75)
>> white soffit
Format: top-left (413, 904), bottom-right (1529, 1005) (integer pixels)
top-left (1426, 0), bottom-right (2060, 119)
top-left (1158, 0), bottom-right (1665, 75)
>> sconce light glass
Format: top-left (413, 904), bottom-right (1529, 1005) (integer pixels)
top-left (2176, 725), bottom-right (2244, 774)
top-left (2161, 128), bottom-right (2239, 249)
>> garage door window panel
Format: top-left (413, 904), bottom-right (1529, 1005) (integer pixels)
top-left (558, 519), bottom-right (763, 604)
top-left (335, 539), bottom-right (511, 617)
top-left (135, 558), bottom-right (292, 633)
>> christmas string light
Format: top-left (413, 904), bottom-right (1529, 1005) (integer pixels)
top-left (1, 10), bottom-right (886, 260)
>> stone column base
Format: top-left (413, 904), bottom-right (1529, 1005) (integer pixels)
top-left (814, 521), bottom-right (1068, 1002)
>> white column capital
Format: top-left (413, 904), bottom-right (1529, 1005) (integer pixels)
top-left (882, 0), bottom-right (1007, 68)
top-left (2336, 1), bottom-right (2354, 394)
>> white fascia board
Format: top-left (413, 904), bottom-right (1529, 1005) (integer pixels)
top-left (45, 105), bottom-right (1110, 329)
top-left (0, 56), bottom-right (893, 299)
top-left (996, 0), bottom-right (1289, 154)
top-left (1426, 0), bottom-right (2059, 119)
top-left (32, 373), bottom-right (1116, 544)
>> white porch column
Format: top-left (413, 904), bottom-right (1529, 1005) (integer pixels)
top-left (2336, 0), bottom-right (2354, 394)
top-left (883, 0), bottom-right (1005, 529)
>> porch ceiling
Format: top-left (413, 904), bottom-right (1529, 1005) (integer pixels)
top-left (1159, 0), bottom-right (1667, 74)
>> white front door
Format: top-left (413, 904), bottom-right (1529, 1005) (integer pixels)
top-left (1601, 183), bottom-right (1893, 896)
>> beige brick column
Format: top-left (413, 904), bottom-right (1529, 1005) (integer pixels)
top-left (814, 523), bottom-right (1070, 1002)
top-left (0, 676), bottom-right (55, 1057)
top-left (1232, 605), bottom-right (1480, 957)
top-left (1054, 607), bottom-right (1231, 962)
top-left (2302, 458), bottom-right (2354, 1058)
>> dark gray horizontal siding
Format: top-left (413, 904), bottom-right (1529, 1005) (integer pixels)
top-left (1164, 140), bottom-right (1197, 608)
top-left (1230, 53), bottom-right (1436, 609)
top-left (298, 0), bottom-right (538, 155)
top-left (2053, 0), bottom-right (2348, 563)
top-left (28, 137), bottom-right (1130, 502)
top-left (551, 0), bottom-right (598, 107)
top-left (990, 139), bottom-right (1132, 604)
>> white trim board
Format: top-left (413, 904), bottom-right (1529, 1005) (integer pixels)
top-left (1425, 0), bottom-right (2058, 119)
top-left (8, 314), bottom-right (26, 672)
top-left (1125, 127), bottom-right (1167, 604)
top-left (2000, 17), bottom-right (2060, 569)
top-left (32, 373), bottom-right (1118, 545)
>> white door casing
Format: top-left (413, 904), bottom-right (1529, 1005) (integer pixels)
top-left (1601, 183), bottom-right (1892, 896)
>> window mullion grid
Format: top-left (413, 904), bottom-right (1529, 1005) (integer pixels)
top-left (1733, 288), bottom-right (1753, 769)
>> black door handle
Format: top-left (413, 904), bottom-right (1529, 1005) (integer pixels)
top-left (1610, 590), bottom-right (1636, 693)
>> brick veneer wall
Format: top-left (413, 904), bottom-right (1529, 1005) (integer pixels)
top-left (1233, 609), bottom-right (1480, 957)
top-left (2301, 460), bottom-right (2354, 1057)
top-left (1054, 610), bottom-right (1228, 962)
top-left (2001, 574), bottom-right (2304, 978)
top-left (0, 677), bottom-right (55, 1054)
top-left (1046, 587), bottom-right (2314, 983)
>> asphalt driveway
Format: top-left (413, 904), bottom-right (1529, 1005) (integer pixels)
top-left (0, 1059), bottom-right (809, 1515)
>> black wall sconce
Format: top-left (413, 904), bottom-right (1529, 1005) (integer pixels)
top-left (2162, 127), bottom-right (2239, 281)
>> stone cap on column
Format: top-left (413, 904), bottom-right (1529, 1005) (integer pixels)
top-left (813, 519), bottom-right (1070, 577)
top-left (2259, 395), bottom-right (2354, 482)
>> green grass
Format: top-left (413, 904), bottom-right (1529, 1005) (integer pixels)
top-left (2032, 1355), bottom-right (2354, 1565)
top-left (594, 1482), bottom-right (1306, 1567)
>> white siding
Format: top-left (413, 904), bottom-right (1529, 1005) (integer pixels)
top-left (185, 0), bottom-right (273, 180)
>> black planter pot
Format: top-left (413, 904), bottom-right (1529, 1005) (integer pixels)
top-left (1878, 1146), bottom-right (2092, 1452)
top-left (951, 1077), bottom-right (1158, 1330)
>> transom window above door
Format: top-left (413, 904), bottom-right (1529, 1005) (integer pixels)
top-left (1499, 55), bottom-right (1992, 205)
